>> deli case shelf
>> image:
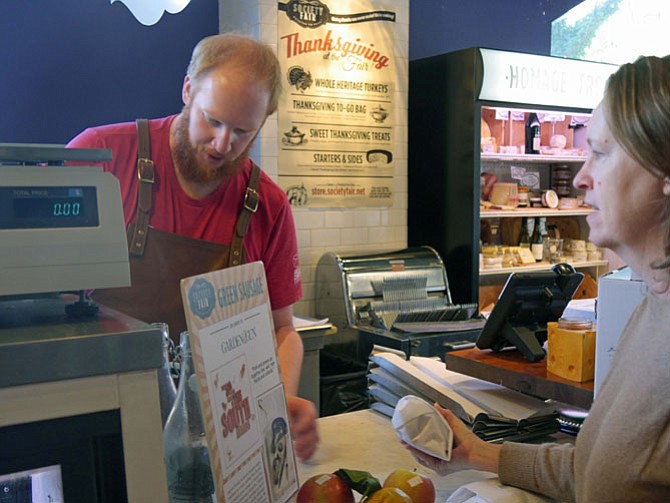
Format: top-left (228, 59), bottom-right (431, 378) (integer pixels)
top-left (480, 259), bottom-right (609, 277)
top-left (481, 207), bottom-right (594, 218)
top-left (481, 153), bottom-right (587, 164)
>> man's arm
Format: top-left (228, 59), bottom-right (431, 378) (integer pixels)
top-left (272, 304), bottom-right (319, 461)
top-left (272, 304), bottom-right (303, 395)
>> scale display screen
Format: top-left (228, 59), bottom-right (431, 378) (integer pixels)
top-left (0, 186), bottom-right (99, 229)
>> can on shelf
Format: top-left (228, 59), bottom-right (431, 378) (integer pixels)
top-left (518, 185), bottom-right (530, 207)
top-left (552, 164), bottom-right (573, 197)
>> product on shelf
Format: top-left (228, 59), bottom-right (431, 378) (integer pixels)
top-left (518, 217), bottom-right (531, 248)
top-left (524, 113), bottom-right (541, 154)
top-left (530, 217), bottom-right (545, 261)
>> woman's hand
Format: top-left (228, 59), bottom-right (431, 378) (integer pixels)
top-left (403, 404), bottom-right (501, 476)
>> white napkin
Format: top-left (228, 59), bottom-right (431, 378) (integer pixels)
top-left (447, 478), bottom-right (554, 503)
top-left (392, 395), bottom-right (453, 461)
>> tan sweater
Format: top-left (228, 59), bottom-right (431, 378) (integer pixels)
top-left (498, 291), bottom-right (670, 502)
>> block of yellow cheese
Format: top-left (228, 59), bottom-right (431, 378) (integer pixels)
top-left (546, 321), bottom-right (596, 382)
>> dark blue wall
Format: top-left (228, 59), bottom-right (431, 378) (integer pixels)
top-left (1, 0), bottom-right (217, 144)
top-left (0, 0), bottom-right (581, 145)
top-left (409, 0), bottom-right (583, 60)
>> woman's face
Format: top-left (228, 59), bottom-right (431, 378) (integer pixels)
top-left (573, 104), bottom-right (664, 254)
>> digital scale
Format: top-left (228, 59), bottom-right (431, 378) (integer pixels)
top-left (0, 143), bottom-right (130, 314)
top-left (0, 146), bottom-right (166, 503)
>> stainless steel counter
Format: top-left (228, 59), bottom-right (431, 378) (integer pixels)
top-left (0, 294), bottom-right (168, 502)
top-left (0, 294), bottom-right (162, 388)
top-left (297, 326), bottom-right (333, 412)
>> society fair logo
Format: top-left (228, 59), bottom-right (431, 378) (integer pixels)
top-left (282, 0), bottom-right (330, 28)
top-left (111, 0), bottom-right (191, 26)
top-left (188, 278), bottom-right (216, 320)
top-left (279, 0), bottom-right (396, 29)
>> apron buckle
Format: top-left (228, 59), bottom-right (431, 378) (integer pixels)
top-left (244, 187), bottom-right (259, 213)
top-left (138, 158), bottom-right (155, 183)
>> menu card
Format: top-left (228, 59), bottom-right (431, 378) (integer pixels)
top-left (180, 262), bottom-right (298, 503)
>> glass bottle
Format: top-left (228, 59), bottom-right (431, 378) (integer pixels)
top-left (163, 331), bottom-right (215, 503)
top-left (152, 322), bottom-right (177, 428)
top-left (489, 217), bottom-right (502, 245)
top-left (539, 217), bottom-right (548, 239)
top-left (518, 217), bottom-right (531, 248)
top-left (525, 113), bottom-right (541, 154)
top-left (531, 217), bottom-right (544, 261)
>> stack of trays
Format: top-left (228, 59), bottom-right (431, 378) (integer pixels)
top-left (366, 351), bottom-right (567, 443)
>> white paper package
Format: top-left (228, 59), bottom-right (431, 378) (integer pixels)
top-left (392, 395), bottom-right (453, 461)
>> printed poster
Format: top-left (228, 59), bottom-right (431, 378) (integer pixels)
top-left (181, 262), bottom-right (298, 503)
top-left (277, 0), bottom-right (397, 207)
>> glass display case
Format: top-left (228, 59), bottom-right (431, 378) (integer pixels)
top-left (408, 47), bottom-right (617, 306)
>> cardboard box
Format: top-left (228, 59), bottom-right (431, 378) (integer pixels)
top-left (595, 267), bottom-right (647, 396)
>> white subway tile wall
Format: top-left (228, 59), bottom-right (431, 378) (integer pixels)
top-left (220, 0), bottom-right (410, 316)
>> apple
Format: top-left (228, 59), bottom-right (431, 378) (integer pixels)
top-left (297, 473), bottom-right (355, 503)
top-left (383, 469), bottom-right (436, 503)
top-left (365, 487), bottom-right (413, 502)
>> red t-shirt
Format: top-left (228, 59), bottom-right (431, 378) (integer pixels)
top-left (67, 115), bottom-right (302, 310)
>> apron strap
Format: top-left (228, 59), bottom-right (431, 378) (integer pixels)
top-left (129, 118), bottom-right (154, 257)
top-left (229, 162), bottom-right (261, 266)
top-left (128, 117), bottom-right (259, 264)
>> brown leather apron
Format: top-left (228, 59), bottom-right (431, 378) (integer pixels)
top-left (92, 119), bottom-right (260, 340)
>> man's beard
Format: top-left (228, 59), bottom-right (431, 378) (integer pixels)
top-left (172, 107), bottom-right (253, 186)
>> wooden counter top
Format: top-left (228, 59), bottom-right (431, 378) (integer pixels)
top-left (445, 348), bottom-right (594, 410)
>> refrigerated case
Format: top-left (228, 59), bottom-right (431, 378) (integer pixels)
top-left (408, 47), bottom-right (617, 306)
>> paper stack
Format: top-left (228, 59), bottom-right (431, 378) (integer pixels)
top-left (367, 351), bottom-right (549, 425)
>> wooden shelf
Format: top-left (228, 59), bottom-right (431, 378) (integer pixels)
top-left (481, 153), bottom-right (587, 163)
top-left (480, 260), bottom-right (608, 276)
top-left (481, 207), bottom-right (593, 218)
top-left (445, 348), bottom-right (593, 410)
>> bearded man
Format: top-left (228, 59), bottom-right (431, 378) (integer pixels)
top-left (67, 33), bottom-right (318, 461)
